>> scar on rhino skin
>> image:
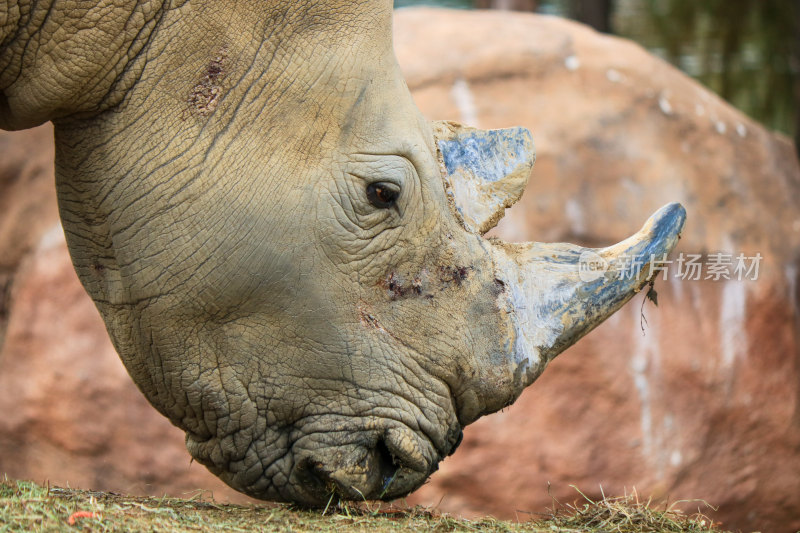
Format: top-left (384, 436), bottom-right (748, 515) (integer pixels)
top-left (385, 272), bottom-right (408, 299)
top-left (359, 307), bottom-right (380, 328)
top-left (437, 266), bottom-right (470, 285)
top-left (186, 47), bottom-right (229, 117)
top-left (382, 267), bottom-right (470, 300)
top-left (358, 303), bottom-right (387, 332)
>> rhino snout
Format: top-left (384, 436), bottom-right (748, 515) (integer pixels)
top-left (292, 425), bottom-right (441, 505)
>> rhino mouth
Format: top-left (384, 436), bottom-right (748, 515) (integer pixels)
top-left (291, 426), bottom-right (445, 505)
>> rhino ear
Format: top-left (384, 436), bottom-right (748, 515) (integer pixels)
top-left (432, 120), bottom-right (535, 235)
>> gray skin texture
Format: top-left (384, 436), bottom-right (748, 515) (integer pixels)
top-left (0, 0), bottom-right (684, 505)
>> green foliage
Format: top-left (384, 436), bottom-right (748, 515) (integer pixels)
top-left (615, 0), bottom-right (798, 140)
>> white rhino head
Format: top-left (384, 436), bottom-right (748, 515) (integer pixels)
top-left (0, 0), bottom-right (684, 504)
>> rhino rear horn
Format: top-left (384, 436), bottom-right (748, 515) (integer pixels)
top-left (433, 121), bottom-right (535, 235)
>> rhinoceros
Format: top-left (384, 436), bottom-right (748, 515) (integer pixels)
top-left (0, 0), bottom-right (685, 505)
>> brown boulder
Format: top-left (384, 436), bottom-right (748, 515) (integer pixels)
top-left (395, 8), bottom-right (800, 533)
top-left (0, 125), bottom-right (58, 348)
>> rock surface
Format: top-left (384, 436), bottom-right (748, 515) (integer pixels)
top-left (0, 126), bottom-right (58, 348)
top-left (0, 8), bottom-right (798, 533)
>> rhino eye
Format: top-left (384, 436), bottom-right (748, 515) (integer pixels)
top-left (366, 182), bottom-right (400, 209)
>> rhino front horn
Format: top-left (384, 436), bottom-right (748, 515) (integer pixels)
top-left (493, 202), bottom-right (687, 386)
top-left (433, 121), bottom-right (535, 235)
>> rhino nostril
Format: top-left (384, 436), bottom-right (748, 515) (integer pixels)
top-left (302, 459), bottom-right (333, 493)
top-left (374, 438), bottom-right (401, 496)
top-left (298, 442), bottom-right (401, 503)
top-left (448, 429), bottom-right (464, 456)
top-left (296, 433), bottom-right (433, 504)
top-left (375, 437), bottom-right (394, 466)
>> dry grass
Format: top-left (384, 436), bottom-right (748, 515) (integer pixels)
top-left (0, 477), bottom-right (729, 532)
top-left (539, 485), bottom-right (723, 533)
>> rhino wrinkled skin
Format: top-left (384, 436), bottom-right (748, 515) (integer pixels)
top-left (0, 1), bottom-right (685, 504)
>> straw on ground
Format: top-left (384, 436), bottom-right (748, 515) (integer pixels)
top-left (0, 477), bottom-right (728, 532)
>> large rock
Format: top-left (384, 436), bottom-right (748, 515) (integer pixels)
top-left (0, 125), bottom-right (58, 348)
top-left (0, 8), bottom-right (797, 533)
top-left (395, 9), bottom-right (800, 533)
